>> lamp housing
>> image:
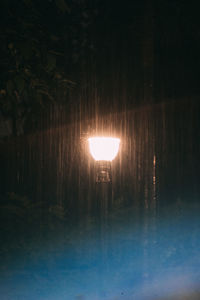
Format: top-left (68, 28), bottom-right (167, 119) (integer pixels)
top-left (88, 137), bottom-right (120, 183)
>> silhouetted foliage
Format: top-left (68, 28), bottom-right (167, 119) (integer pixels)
top-left (0, 0), bottom-right (98, 135)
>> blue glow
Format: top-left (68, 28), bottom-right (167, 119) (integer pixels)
top-left (0, 201), bottom-right (200, 300)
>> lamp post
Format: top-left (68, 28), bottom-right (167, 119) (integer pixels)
top-left (88, 136), bottom-right (120, 215)
top-left (88, 137), bottom-right (120, 183)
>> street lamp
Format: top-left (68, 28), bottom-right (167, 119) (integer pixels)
top-left (88, 137), bottom-right (120, 183)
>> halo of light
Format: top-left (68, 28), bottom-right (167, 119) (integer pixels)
top-left (88, 137), bottom-right (120, 161)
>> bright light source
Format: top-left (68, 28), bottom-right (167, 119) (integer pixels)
top-left (88, 137), bottom-right (120, 161)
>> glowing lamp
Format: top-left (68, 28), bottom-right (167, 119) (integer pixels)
top-left (88, 137), bottom-right (120, 183)
top-left (88, 137), bottom-right (120, 161)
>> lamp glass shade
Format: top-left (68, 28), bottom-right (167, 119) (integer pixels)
top-left (88, 137), bottom-right (120, 161)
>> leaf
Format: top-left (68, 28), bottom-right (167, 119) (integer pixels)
top-left (37, 89), bottom-right (54, 102)
top-left (36, 93), bottom-right (43, 106)
top-left (8, 43), bottom-right (13, 50)
top-left (0, 89), bottom-right (6, 95)
top-left (61, 79), bottom-right (76, 85)
top-left (50, 35), bottom-right (60, 42)
top-left (14, 76), bottom-right (25, 93)
top-left (46, 54), bottom-right (56, 72)
top-left (55, 0), bottom-right (70, 13)
top-left (49, 50), bottom-right (63, 56)
top-left (6, 80), bottom-right (14, 96)
top-left (20, 43), bottom-right (33, 60)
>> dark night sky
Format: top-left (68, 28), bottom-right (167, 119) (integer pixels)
top-left (93, 0), bottom-right (200, 105)
top-left (1, 0), bottom-right (200, 130)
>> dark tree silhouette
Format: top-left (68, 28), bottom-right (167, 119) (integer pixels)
top-left (0, 0), bottom-right (97, 136)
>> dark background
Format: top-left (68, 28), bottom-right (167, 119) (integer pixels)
top-left (1, 0), bottom-right (200, 134)
top-left (0, 1), bottom-right (200, 299)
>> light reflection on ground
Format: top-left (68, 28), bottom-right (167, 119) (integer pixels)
top-left (0, 201), bottom-right (200, 300)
